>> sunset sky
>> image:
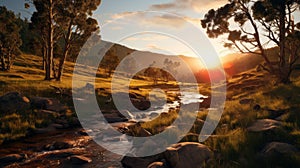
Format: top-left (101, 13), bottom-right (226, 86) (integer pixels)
top-left (0, 0), bottom-right (230, 59)
top-left (96, 0), bottom-right (229, 58)
top-left (3, 0), bottom-right (299, 59)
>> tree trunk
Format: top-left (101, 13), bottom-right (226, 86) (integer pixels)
top-left (278, 3), bottom-right (288, 83)
top-left (0, 52), bottom-right (5, 71)
top-left (45, 0), bottom-right (54, 81)
top-left (57, 20), bottom-right (73, 81)
top-left (56, 46), bottom-right (69, 81)
top-left (42, 45), bottom-right (46, 70)
top-left (279, 68), bottom-right (291, 84)
top-left (52, 57), bottom-right (57, 79)
top-left (6, 51), bottom-right (11, 71)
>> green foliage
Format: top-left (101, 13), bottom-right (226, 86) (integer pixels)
top-left (29, 0), bottom-right (101, 81)
top-left (0, 6), bottom-right (22, 71)
top-left (201, 0), bottom-right (300, 84)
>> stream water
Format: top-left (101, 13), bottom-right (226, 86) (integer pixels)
top-left (0, 91), bottom-right (207, 167)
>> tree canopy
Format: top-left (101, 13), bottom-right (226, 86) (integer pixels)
top-left (28, 0), bottom-right (101, 81)
top-left (0, 6), bottom-right (22, 71)
top-left (201, 0), bottom-right (300, 83)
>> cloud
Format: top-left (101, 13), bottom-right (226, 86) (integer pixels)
top-left (146, 14), bottom-right (186, 27)
top-left (106, 11), bottom-right (199, 29)
top-left (125, 35), bottom-right (168, 42)
top-left (147, 44), bottom-right (163, 50)
top-left (150, 0), bottom-right (227, 13)
top-left (111, 11), bottom-right (136, 19)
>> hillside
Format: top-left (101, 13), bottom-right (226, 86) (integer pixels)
top-left (0, 47), bottom-right (300, 167)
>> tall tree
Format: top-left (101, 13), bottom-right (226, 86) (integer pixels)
top-left (30, 8), bottom-right (48, 70)
top-left (201, 0), bottom-right (300, 83)
top-left (55, 0), bottom-right (100, 81)
top-left (29, 0), bottom-right (101, 81)
top-left (0, 6), bottom-right (22, 71)
top-left (29, 0), bottom-right (59, 80)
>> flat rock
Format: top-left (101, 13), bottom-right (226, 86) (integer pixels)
top-left (164, 142), bottom-right (212, 168)
top-left (247, 119), bottom-right (282, 132)
top-left (147, 162), bottom-right (167, 168)
top-left (69, 155), bottom-right (92, 165)
top-left (49, 141), bottom-right (74, 150)
top-left (261, 142), bottom-right (298, 155)
top-left (0, 154), bottom-right (26, 166)
top-left (149, 113), bottom-right (159, 118)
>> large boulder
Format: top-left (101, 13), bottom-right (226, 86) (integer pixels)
top-left (261, 142), bottom-right (298, 156)
top-left (164, 142), bottom-right (212, 168)
top-left (0, 92), bottom-right (30, 114)
top-left (30, 97), bottom-right (67, 112)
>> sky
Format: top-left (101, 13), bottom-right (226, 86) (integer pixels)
top-left (0, 0), bottom-right (229, 59)
top-left (2, 0), bottom-right (299, 59)
top-left (95, 0), bottom-right (230, 57)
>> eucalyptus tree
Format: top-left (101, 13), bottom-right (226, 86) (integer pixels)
top-left (201, 0), bottom-right (300, 83)
top-left (55, 0), bottom-right (101, 81)
top-left (30, 0), bottom-right (101, 81)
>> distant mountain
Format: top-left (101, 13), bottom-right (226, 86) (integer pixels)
top-left (98, 40), bottom-right (267, 82)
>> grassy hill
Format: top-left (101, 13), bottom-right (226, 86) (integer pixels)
top-left (1, 47), bottom-right (300, 167)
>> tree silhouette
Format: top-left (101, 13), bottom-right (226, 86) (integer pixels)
top-left (162, 58), bottom-right (180, 81)
top-left (201, 0), bottom-right (300, 83)
top-left (100, 47), bottom-right (120, 77)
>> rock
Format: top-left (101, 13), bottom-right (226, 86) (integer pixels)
top-left (30, 97), bottom-right (67, 112)
top-left (164, 142), bottom-right (212, 168)
top-left (147, 162), bottom-right (166, 168)
top-left (0, 154), bottom-right (26, 166)
top-left (50, 123), bottom-right (64, 129)
top-left (105, 117), bottom-right (128, 123)
top-left (120, 110), bottom-right (134, 119)
top-left (45, 141), bottom-right (74, 150)
top-left (33, 124), bottom-right (57, 134)
top-left (247, 119), bottom-right (282, 132)
top-left (128, 123), bottom-right (152, 137)
top-left (267, 109), bottom-right (287, 119)
top-left (149, 113), bottom-right (159, 118)
top-left (239, 98), bottom-right (254, 105)
top-left (261, 142), bottom-right (298, 156)
top-left (253, 104), bottom-right (261, 111)
top-left (0, 92), bottom-right (30, 113)
top-left (78, 129), bottom-right (92, 136)
top-left (36, 109), bottom-right (61, 118)
top-left (200, 97), bottom-right (211, 108)
top-left (121, 154), bottom-right (163, 168)
top-left (69, 155), bottom-right (92, 165)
